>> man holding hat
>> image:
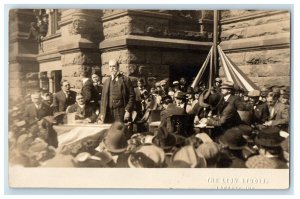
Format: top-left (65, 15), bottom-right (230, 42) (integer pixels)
top-left (248, 90), bottom-right (270, 125)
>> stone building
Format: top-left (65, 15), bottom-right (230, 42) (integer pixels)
top-left (9, 9), bottom-right (290, 99)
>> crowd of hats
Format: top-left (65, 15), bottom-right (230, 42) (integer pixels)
top-left (8, 77), bottom-right (290, 168)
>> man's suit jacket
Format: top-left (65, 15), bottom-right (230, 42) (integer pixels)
top-left (52, 90), bottom-right (77, 112)
top-left (207, 100), bottom-right (242, 130)
top-left (24, 102), bottom-right (53, 123)
top-left (251, 101), bottom-right (270, 124)
top-left (81, 79), bottom-right (101, 105)
top-left (160, 103), bottom-right (186, 128)
top-left (67, 104), bottom-right (97, 123)
top-left (100, 73), bottom-right (135, 122)
top-left (270, 101), bottom-right (289, 126)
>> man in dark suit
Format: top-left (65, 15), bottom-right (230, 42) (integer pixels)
top-left (52, 80), bottom-right (77, 112)
top-left (248, 90), bottom-right (270, 125)
top-left (159, 95), bottom-right (186, 129)
top-left (66, 93), bottom-right (98, 123)
top-left (81, 72), bottom-right (102, 112)
top-left (98, 60), bottom-right (135, 123)
top-left (220, 81), bottom-right (244, 110)
top-left (24, 92), bottom-right (53, 124)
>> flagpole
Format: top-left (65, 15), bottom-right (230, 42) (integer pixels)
top-left (213, 10), bottom-right (218, 80)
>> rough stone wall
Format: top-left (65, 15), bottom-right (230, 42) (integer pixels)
top-left (219, 11), bottom-right (290, 87)
top-left (9, 9), bottom-right (39, 99)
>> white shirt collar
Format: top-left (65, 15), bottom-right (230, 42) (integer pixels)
top-left (82, 78), bottom-right (89, 84)
top-left (224, 94), bottom-right (231, 102)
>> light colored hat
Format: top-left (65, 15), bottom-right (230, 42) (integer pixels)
top-left (245, 155), bottom-right (278, 168)
top-left (173, 81), bottom-right (179, 85)
top-left (128, 144), bottom-right (165, 168)
top-left (196, 142), bottom-right (221, 166)
top-left (220, 81), bottom-right (234, 89)
top-left (170, 145), bottom-right (207, 168)
top-left (247, 90), bottom-right (261, 97)
top-left (195, 133), bottom-right (213, 143)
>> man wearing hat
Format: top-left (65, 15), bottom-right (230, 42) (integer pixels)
top-left (220, 81), bottom-right (243, 110)
top-left (179, 77), bottom-right (187, 92)
top-left (245, 127), bottom-right (288, 169)
top-left (99, 60), bottom-right (135, 123)
top-left (248, 90), bottom-right (270, 125)
top-left (174, 91), bottom-right (186, 109)
top-left (24, 92), bottom-right (53, 124)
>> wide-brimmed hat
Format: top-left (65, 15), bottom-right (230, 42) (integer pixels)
top-left (155, 126), bottom-right (177, 151)
top-left (219, 128), bottom-right (247, 150)
top-left (255, 127), bottom-right (285, 147)
top-left (196, 142), bottom-right (221, 167)
top-left (102, 122), bottom-right (128, 153)
top-left (169, 145), bottom-right (207, 168)
top-left (245, 155), bottom-right (278, 168)
top-left (220, 81), bottom-right (234, 90)
top-left (128, 144), bottom-right (165, 168)
top-left (173, 81), bottom-right (179, 85)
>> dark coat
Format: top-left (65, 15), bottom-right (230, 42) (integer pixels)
top-left (67, 104), bottom-right (97, 123)
top-left (52, 90), bottom-right (77, 112)
top-left (24, 102), bottom-right (53, 123)
top-left (100, 74), bottom-right (135, 123)
top-left (252, 101), bottom-right (270, 124)
top-left (81, 79), bottom-right (101, 105)
top-left (207, 100), bottom-right (242, 130)
top-left (160, 103), bottom-right (186, 128)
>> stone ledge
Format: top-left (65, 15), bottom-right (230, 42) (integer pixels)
top-left (100, 35), bottom-right (212, 51)
top-left (37, 52), bottom-right (61, 63)
top-left (220, 10), bottom-right (289, 25)
top-left (58, 38), bottom-right (100, 54)
top-left (9, 54), bottom-right (37, 63)
top-left (102, 10), bottom-right (172, 22)
top-left (220, 33), bottom-right (290, 52)
top-left (41, 32), bottom-right (61, 42)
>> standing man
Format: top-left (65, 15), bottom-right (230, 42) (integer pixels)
top-left (52, 80), bottom-right (77, 112)
top-left (99, 60), bottom-right (135, 123)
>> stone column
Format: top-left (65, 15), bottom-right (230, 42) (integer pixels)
top-left (47, 71), bottom-right (54, 93)
top-left (9, 9), bottom-right (39, 99)
top-left (57, 9), bottom-right (103, 90)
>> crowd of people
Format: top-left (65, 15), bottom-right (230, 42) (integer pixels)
top-left (8, 59), bottom-right (290, 169)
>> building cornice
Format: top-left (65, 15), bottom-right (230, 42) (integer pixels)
top-left (220, 10), bottom-right (289, 25)
top-left (100, 35), bottom-right (212, 52)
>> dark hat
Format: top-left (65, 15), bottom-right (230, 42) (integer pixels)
top-left (102, 122), bottom-right (128, 153)
top-left (255, 127), bottom-right (285, 147)
top-left (281, 92), bottom-right (289, 99)
top-left (219, 128), bottom-right (247, 150)
top-left (186, 87), bottom-right (194, 94)
top-left (220, 81), bottom-right (234, 90)
top-left (207, 93), bottom-right (223, 109)
top-left (193, 86), bottom-right (201, 94)
top-left (161, 95), bottom-right (173, 104)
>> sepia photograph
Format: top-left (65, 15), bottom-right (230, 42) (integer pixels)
top-left (7, 8), bottom-right (291, 189)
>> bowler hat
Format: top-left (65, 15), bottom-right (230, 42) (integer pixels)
top-left (220, 81), bottom-right (234, 89)
top-left (255, 127), bottom-right (284, 147)
top-left (102, 122), bottom-right (128, 153)
top-left (128, 144), bottom-right (165, 168)
top-left (219, 128), bottom-right (247, 150)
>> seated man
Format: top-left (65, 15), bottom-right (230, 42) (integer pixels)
top-left (24, 92), bottom-right (53, 124)
top-left (159, 95), bottom-right (186, 129)
top-left (66, 94), bottom-right (97, 123)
